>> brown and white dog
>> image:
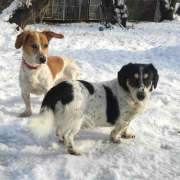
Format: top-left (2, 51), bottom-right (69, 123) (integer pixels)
top-left (15, 30), bottom-right (79, 117)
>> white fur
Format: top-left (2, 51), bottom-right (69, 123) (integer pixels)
top-left (36, 33), bottom-right (42, 53)
top-left (29, 108), bottom-right (54, 138)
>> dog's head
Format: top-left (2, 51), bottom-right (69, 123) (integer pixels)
top-left (118, 63), bottom-right (159, 102)
top-left (15, 30), bottom-right (64, 64)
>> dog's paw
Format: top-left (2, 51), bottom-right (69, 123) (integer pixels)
top-left (111, 134), bottom-right (121, 143)
top-left (58, 136), bottom-right (64, 144)
top-left (20, 110), bottom-right (32, 117)
top-left (110, 130), bottom-right (121, 143)
top-left (68, 148), bottom-right (82, 156)
top-left (56, 128), bottom-right (61, 137)
top-left (56, 129), bottom-right (64, 143)
top-left (122, 132), bottom-right (135, 138)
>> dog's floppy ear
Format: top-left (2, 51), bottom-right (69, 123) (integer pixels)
top-left (149, 64), bottom-right (159, 89)
top-left (15, 30), bottom-right (30, 49)
top-left (118, 63), bottom-right (132, 92)
top-left (43, 31), bottom-right (64, 42)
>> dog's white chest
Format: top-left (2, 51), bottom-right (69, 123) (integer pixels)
top-left (119, 100), bottom-right (146, 122)
top-left (19, 64), bottom-right (53, 95)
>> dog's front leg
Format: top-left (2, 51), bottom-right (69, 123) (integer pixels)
top-left (121, 125), bottom-right (135, 138)
top-left (110, 124), bottom-right (123, 143)
top-left (20, 91), bottom-right (32, 117)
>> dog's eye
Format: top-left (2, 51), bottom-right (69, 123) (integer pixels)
top-left (130, 82), bottom-right (135, 87)
top-left (44, 44), bottom-right (48, 48)
top-left (144, 78), bottom-right (151, 86)
top-left (129, 79), bottom-right (137, 87)
top-left (31, 44), bottom-right (37, 49)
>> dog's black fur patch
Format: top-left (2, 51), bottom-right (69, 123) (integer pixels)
top-left (41, 81), bottom-right (74, 111)
top-left (78, 80), bottom-right (94, 95)
top-left (103, 85), bottom-right (120, 124)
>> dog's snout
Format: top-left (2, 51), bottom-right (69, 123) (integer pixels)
top-left (39, 57), bottom-right (46, 64)
top-left (137, 92), bottom-right (145, 101)
top-left (138, 85), bottom-right (145, 92)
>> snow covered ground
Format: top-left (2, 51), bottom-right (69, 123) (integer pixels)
top-left (0, 18), bottom-right (180, 179)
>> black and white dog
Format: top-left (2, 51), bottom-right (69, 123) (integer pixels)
top-left (29, 63), bottom-right (159, 155)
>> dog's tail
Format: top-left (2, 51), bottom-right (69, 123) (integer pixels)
top-left (29, 107), bottom-right (55, 138)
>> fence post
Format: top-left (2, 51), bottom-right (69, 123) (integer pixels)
top-left (79, 0), bottom-right (81, 20)
top-left (63, 0), bottom-right (65, 21)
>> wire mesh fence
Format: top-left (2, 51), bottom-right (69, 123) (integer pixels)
top-left (1, 0), bottom-right (177, 23)
top-left (44, 0), bottom-right (101, 21)
top-left (126, 0), bottom-right (157, 21)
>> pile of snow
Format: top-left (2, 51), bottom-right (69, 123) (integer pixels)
top-left (0, 19), bottom-right (180, 179)
top-left (173, 14), bottom-right (180, 22)
top-left (0, 1), bottom-right (18, 22)
top-left (0, 0), bottom-right (33, 22)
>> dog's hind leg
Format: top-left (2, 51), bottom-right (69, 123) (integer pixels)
top-left (62, 128), bottom-right (71, 147)
top-left (63, 118), bottom-right (83, 155)
top-left (56, 127), bottom-right (64, 142)
top-left (20, 91), bottom-right (32, 117)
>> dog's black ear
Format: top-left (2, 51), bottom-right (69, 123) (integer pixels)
top-left (118, 63), bottom-right (132, 92)
top-left (149, 64), bottom-right (159, 89)
top-left (15, 30), bottom-right (30, 49)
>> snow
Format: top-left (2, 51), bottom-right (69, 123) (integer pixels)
top-left (174, 14), bottom-right (180, 21)
top-left (0, 1), bottom-right (18, 22)
top-left (0, 0), bottom-right (33, 22)
top-left (0, 19), bottom-right (180, 180)
top-left (117, 0), bottom-right (124, 7)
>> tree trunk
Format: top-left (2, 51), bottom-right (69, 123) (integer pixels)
top-left (170, 0), bottom-right (178, 8)
top-left (155, 0), bottom-right (175, 22)
top-left (100, 0), bottom-right (128, 28)
top-left (177, 5), bottom-right (180, 15)
top-left (167, 0), bottom-right (178, 20)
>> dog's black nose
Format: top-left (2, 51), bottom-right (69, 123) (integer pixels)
top-left (39, 57), bottom-right (46, 64)
top-left (137, 92), bottom-right (145, 101)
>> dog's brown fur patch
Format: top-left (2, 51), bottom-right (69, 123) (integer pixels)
top-left (47, 56), bottom-right (64, 80)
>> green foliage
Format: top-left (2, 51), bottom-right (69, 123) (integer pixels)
top-left (125, 0), bottom-right (141, 21)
